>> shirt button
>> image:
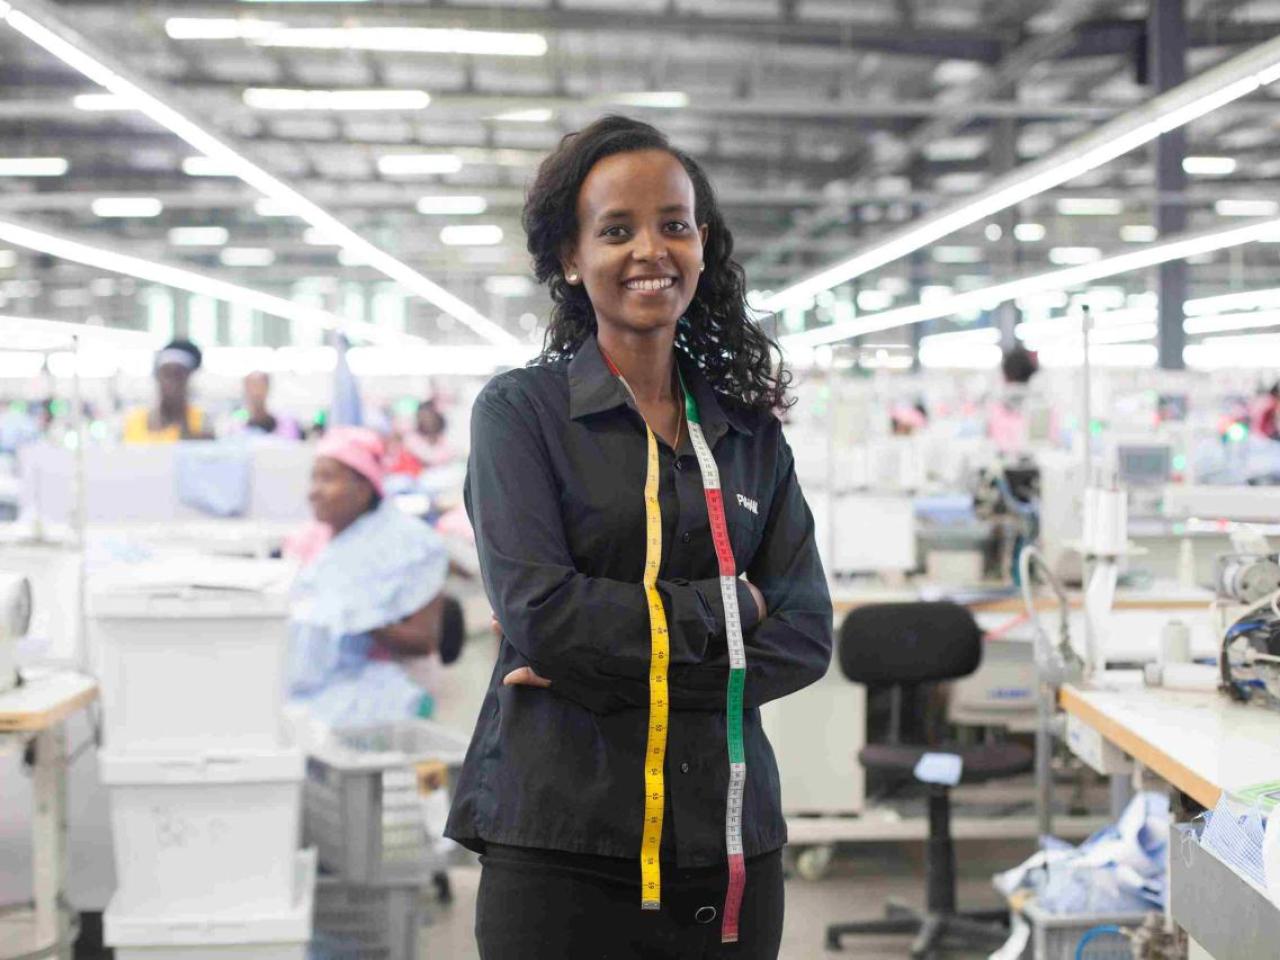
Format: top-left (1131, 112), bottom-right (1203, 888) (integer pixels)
top-left (674, 458), bottom-right (684, 471)
top-left (695, 905), bottom-right (717, 924)
top-left (680, 761), bottom-right (690, 774)
top-left (681, 532), bottom-right (691, 544)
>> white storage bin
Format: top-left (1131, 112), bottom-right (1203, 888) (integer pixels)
top-left (87, 559), bottom-right (292, 753)
top-left (107, 848), bottom-right (316, 960)
top-left (102, 749), bottom-right (304, 916)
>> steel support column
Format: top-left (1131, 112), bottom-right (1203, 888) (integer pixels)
top-left (1150, 0), bottom-right (1188, 370)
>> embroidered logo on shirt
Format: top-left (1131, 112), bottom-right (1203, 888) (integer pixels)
top-left (736, 493), bottom-right (759, 516)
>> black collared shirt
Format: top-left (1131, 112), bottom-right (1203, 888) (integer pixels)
top-left (445, 335), bottom-right (832, 867)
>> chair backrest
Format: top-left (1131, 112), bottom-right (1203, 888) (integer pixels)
top-left (838, 601), bottom-right (982, 687)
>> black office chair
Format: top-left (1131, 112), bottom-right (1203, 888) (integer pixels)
top-left (825, 602), bottom-right (1034, 958)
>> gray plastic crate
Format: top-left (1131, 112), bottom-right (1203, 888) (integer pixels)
top-left (1017, 900), bottom-right (1148, 960)
top-left (303, 720), bottom-right (469, 884)
top-left (1170, 822), bottom-right (1280, 960)
top-left (310, 878), bottom-right (420, 960)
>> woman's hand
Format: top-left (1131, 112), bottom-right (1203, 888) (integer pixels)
top-left (503, 666), bottom-right (552, 688)
top-left (492, 615), bottom-right (553, 688)
top-left (745, 580), bottom-right (767, 621)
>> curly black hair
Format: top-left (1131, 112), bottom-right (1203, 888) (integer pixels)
top-left (523, 115), bottom-right (791, 411)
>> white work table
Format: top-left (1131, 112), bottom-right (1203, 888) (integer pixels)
top-left (1060, 674), bottom-right (1280, 809)
top-left (0, 668), bottom-right (97, 959)
top-left (1061, 676), bottom-right (1280, 960)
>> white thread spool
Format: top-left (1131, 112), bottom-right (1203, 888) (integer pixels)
top-left (1160, 620), bottom-right (1192, 665)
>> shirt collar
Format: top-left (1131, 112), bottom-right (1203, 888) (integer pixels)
top-left (566, 332), bottom-right (754, 442)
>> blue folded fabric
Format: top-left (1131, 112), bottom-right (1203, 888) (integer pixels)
top-left (1201, 793), bottom-right (1267, 889)
top-left (174, 441), bottom-right (251, 517)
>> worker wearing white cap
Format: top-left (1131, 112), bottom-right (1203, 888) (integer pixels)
top-left (122, 338), bottom-right (211, 444)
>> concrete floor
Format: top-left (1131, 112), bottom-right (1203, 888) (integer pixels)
top-left (422, 839), bottom-right (1035, 959)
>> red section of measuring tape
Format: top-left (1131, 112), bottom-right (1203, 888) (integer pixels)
top-left (703, 489), bottom-right (736, 578)
top-left (722, 852), bottom-right (746, 943)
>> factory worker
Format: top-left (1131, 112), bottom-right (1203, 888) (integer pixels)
top-left (403, 398), bottom-right (457, 469)
top-left (122, 339), bottom-right (211, 443)
top-left (284, 426), bottom-right (464, 728)
top-left (237, 370), bottom-right (302, 439)
top-left (446, 116), bottom-right (832, 960)
top-left (988, 343), bottom-right (1054, 454)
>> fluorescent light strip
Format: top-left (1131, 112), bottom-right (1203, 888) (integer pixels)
top-left (91, 197), bottom-right (162, 217)
top-left (1183, 155), bottom-right (1237, 175)
top-left (0, 3), bottom-right (515, 347)
top-left (782, 216), bottom-right (1280, 349)
top-left (182, 155), bottom-right (237, 176)
top-left (244, 88), bottom-right (431, 111)
top-left (1184, 286), bottom-right (1280, 315)
top-left (762, 34), bottom-right (1280, 314)
top-left (441, 225), bottom-right (503, 246)
top-left (1215, 198), bottom-right (1280, 217)
top-left (611, 91), bottom-right (689, 108)
top-left (417, 195), bottom-right (487, 215)
top-left (1183, 308), bottom-right (1280, 335)
top-left (0, 313), bottom-right (156, 351)
top-left (1057, 197), bottom-right (1125, 215)
top-left (0, 157), bottom-right (66, 176)
top-left (168, 226), bottom-right (229, 246)
top-left (251, 26), bottom-right (547, 56)
top-left (379, 154), bottom-right (463, 176)
top-left (165, 17), bottom-right (280, 41)
top-left (0, 216), bottom-right (404, 346)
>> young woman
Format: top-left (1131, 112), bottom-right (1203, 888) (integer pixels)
top-left (446, 116), bottom-right (832, 959)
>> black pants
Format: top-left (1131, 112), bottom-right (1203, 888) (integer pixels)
top-left (475, 844), bottom-right (785, 960)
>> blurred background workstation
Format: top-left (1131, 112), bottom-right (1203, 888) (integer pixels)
top-left (3, 1), bottom-right (1280, 959)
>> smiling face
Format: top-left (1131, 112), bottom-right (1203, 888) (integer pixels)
top-left (562, 149), bottom-right (707, 341)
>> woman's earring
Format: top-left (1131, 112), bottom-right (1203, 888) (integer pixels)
top-left (699, 264), bottom-right (705, 273)
top-left (566, 272), bottom-right (579, 284)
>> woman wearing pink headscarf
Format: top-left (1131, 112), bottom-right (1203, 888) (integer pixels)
top-left (284, 427), bottom-right (464, 727)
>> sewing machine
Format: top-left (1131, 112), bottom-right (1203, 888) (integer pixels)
top-left (0, 573), bottom-right (32, 694)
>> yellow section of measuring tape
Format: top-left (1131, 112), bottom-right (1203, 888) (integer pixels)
top-left (639, 421), bottom-right (670, 910)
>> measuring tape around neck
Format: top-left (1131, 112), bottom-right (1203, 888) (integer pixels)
top-left (601, 348), bottom-right (749, 944)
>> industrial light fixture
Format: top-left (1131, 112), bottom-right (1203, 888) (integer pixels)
top-left (930, 246), bottom-right (983, 264)
top-left (0, 314), bottom-right (156, 352)
top-left (168, 226), bottom-right (229, 246)
top-left (416, 195), bottom-right (488, 215)
top-left (0, 157), bottom-right (66, 176)
top-left (243, 88), bottom-right (431, 111)
top-left (302, 227), bottom-right (341, 246)
top-left (1120, 225), bottom-right (1159, 243)
top-left (219, 247), bottom-right (275, 267)
top-left (761, 33), bottom-right (1280, 315)
top-left (164, 18), bottom-right (279, 41)
top-left (91, 197), bottom-right (163, 217)
top-left (253, 198), bottom-right (293, 217)
top-left (1184, 286), bottom-right (1280, 315)
top-left (1183, 308), bottom-right (1280, 335)
top-left (378, 154), bottom-right (463, 176)
top-left (491, 108), bottom-right (554, 123)
top-left (1048, 246), bottom-right (1103, 265)
top-left (251, 26), bottom-right (547, 56)
top-left (781, 215), bottom-right (1280, 350)
top-left (1057, 198), bottom-right (1125, 216)
top-left (1013, 223), bottom-right (1047, 242)
top-left (440, 225), bottom-right (503, 246)
top-left (0, 0), bottom-right (515, 346)
top-left (610, 91), bottom-right (690, 109)
top-left (1182, 155), bottom-right (1237, 176)
top-left (0, 215), bottom-right (403, 345)
top-left (1215, 199), bottom-right (1280, 217)
top-left (72, 92), bottom-right (128, 110)
top-left (182, 156), bottom-right (237, 176)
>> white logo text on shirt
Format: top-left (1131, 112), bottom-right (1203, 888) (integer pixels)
top-left (736, 493), bottom-right (759, 516)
